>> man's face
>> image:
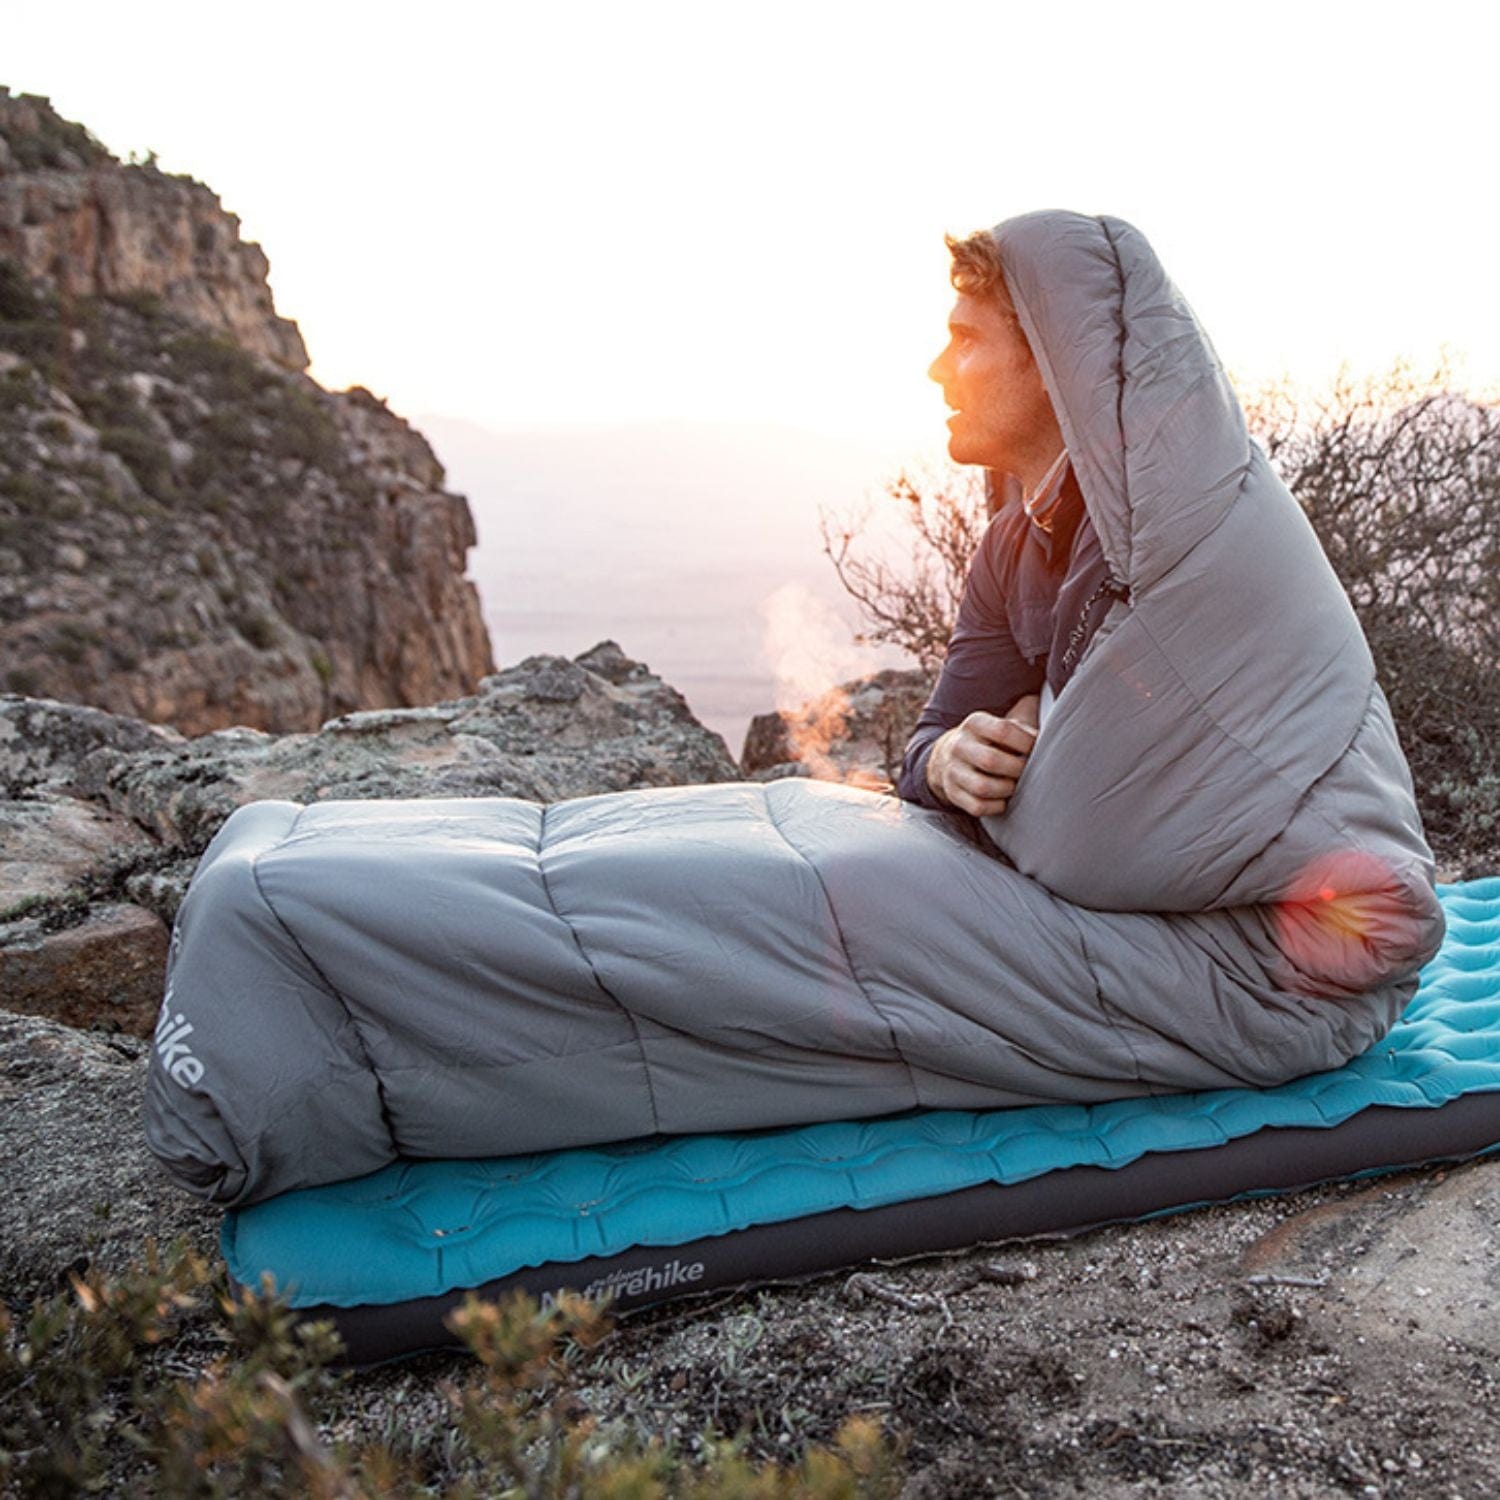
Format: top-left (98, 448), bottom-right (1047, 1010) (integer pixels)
top-left (928, 291), bottom-right (1061, 470)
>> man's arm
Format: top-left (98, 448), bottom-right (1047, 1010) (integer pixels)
top-left (895, 509), bottom-right (1045, 812)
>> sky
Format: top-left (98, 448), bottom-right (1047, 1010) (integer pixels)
top-left (6, 0), bottom-right (1498, 451)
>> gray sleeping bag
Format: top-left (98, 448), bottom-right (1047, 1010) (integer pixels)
top-left (144, 210), bottom-right (1446, 1208)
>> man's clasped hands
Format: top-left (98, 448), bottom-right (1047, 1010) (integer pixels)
top-left (924, 693), bottom-right (1041, 818)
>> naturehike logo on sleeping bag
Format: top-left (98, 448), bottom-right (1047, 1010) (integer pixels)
top-left (155, 1010), bottom-right (204, 1089)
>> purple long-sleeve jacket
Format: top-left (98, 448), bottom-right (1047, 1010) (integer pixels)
top-left (895, 456), bottom-right (1124, 811)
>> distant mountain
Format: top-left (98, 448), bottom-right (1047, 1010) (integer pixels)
top-left (418, 415), bottom-right (923, 754)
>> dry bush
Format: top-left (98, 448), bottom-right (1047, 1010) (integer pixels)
top-left (0, 1243), bottom-right (903, 1496)
top-left (819, 465), bottom-right (993, 674)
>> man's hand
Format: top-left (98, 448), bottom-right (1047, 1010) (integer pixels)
top-left (925, 693), bottom-right (1041, 817)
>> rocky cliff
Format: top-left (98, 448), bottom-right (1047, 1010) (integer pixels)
top-left (0, 88), bottom-right (494, 734)
top-left (0, 88), bottom-right (305, 372)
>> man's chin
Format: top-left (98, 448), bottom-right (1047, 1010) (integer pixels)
top-left (945, 433), bottom-right (986, 467)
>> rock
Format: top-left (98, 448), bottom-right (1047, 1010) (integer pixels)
top-left (0, 90), bottom-right (305, 368)
top-left (98, 643), bottom-right (738, 848)
top-left (1240, 1163), bottom-right (1500, 1355)
top-left (740, 710), bottom-right (796, 774)
top-left (0, 98), bottom-right (495, 736)
top-left (120, 860), bottom-right (197, 926)
top-left (0, 1011), bottom-right (218, 1297)
top-left (0, 792), bottom-right (156, 907)
top-left (0, 695), bottom-right (184, 796)
top-left (745, 760), bottom-right (812, 784)
top-left (0, 902), bottom-right (169, 1035)
top-left (574, 639), bottom-right (656, 686)
top-left (741, 667), bottom-right (934, 790)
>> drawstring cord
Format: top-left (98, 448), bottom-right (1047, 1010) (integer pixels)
top-left (1061, 577), bottom-right (1130, 672)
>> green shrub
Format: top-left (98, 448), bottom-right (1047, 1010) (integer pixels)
top-left (238, 612), bottom-right (278, 651)
top-left (0, 317), bottom-right (62, 369)
top-left (110, 288), bottom-right (165, 321)
top-left (261, 386), bottom-right (341, 470)
top-left (51, 619), bottom-right (100, 665)
top-left (0, 259), bottom-right (39, 321)
top-left (202, 406), bottom-right (260, 453)
top-left (0, 471), bottom-right (52, 514)
top-left (98, 423), bottom-right (175, 500)
top-left (0, 94), bottom-right (113, 171)
top-left (0, 891), bottom-right (51, 921)
top-left (0, 1243), bottom-right (904, 1497)
top-left (166, 332), bottom-right (266, 399)
top-left (79, 379), bottom-right (150, 434)
top-left (197, 482), bottom-right (235, 516)
top-left (0, 512), bottom-right (50, 572)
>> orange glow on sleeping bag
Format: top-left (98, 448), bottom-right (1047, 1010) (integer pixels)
top-left (1271, 848), bottom-right (1424, 998)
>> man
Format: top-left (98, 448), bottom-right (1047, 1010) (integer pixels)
top-left (891, 213), bottom-right (1439, 1000)
top-left (897, 231), bottom-right (1123, 823)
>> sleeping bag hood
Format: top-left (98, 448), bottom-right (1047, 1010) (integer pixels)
top-left (978, 210), bottom-right (1443, 998)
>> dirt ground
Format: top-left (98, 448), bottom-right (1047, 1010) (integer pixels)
top-left (304, 1156), bottom-right (1499, 1497)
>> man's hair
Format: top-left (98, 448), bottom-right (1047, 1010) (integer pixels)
top-left (944, 230), bottom-right (1019, 319)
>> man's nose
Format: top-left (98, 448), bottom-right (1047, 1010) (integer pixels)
top-left (927, 349), bottom-right (948, 385)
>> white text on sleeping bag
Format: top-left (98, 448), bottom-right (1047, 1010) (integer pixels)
top-left (155, 1009), bottom-right (204, 1089)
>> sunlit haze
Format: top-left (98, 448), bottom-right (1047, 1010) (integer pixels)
top-left (8, 1), bottom-right (1496, 748)
top-left (10, 1), bottom-right (1497, 440)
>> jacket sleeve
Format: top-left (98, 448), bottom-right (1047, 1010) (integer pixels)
top-left (895, 512), bottom-right (1045, 809)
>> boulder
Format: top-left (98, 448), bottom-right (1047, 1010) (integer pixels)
top-left (0, 695), bottom-right (184, 797)
top-left (0, 791), bottom-right (157, 906)
top-left (0, 902), bottom-right (168, 1034)
top-left (99, 641), bottom-right (739, 850)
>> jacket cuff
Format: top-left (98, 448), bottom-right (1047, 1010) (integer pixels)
top-left (896, 739), bottom-right (948, 811)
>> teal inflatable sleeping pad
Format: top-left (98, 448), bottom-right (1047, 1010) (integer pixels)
top-left (223, 878), bottom-right (1500, 1365)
